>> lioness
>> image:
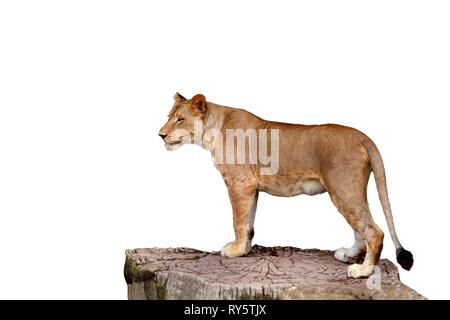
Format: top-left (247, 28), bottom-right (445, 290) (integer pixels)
top-left (158, 93), bottom-right (413, 278)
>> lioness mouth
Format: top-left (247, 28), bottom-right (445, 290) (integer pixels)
top-left (167, 141), bottom-right (181, 145)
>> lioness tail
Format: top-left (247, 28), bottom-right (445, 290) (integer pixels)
top-left (363, 139), bottom-right (414, 271)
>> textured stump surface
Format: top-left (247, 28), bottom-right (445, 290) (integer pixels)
top-left (124, 245), bottom-right (425, 300)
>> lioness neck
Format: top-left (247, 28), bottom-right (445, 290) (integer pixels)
top-left (201, 102), bottom-right (264, 150)
top-left (203, 102), bottom-right (227, 132)
top-left (204, 102), bottom-right (263, 130)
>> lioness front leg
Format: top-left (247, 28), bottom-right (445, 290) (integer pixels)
top-left (221, 182), bottom-right (258, 258)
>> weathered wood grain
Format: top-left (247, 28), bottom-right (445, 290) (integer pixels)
top-left (124, 245), bottom-right (425, 300)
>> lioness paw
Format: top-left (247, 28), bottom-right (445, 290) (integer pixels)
top-left (335, 247), bottom-right (352, 263)
top-left (220, 241), bottom-right (250, 258)
top-left (347, 263), bottom-right (374, 278)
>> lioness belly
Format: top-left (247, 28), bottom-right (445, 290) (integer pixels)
top-left (257, 176), bottom-right (327, 197)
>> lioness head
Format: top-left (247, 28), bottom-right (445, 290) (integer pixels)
top-left (158, 93), bottom-right (207, 150)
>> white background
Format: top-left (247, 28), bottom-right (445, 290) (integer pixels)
top-left (0, 1), bottom-right (449, 299)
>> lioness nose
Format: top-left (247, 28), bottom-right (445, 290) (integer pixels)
top-left (159, 133), bottom-right (167, 140)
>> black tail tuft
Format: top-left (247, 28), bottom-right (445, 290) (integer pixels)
top-left (396, 248), bottom-right (414, 271)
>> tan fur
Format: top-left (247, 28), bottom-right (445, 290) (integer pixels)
top-left (159, 93), bottom-right (404, 278)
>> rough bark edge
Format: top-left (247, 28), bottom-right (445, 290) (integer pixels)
top-left (127, 269), bottom-right (426, 300)
top-left (279, 283), bottom-right (426, 300)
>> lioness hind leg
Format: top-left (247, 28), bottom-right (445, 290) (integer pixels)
top-left (346, 222), bottom-right (384, 278)
top-left (329, 193), bottom-right (384, 278)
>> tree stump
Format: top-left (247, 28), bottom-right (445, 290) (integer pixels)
top-left (124, 245), bottom-right (425, 300)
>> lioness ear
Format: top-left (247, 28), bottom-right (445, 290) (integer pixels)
top-left (174, 92), bottom-right (186, 102)
top-left (189, 94), bottom-right (207, 117)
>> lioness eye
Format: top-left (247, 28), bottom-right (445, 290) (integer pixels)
top-left (176, 118), bottom-right (184, 123)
